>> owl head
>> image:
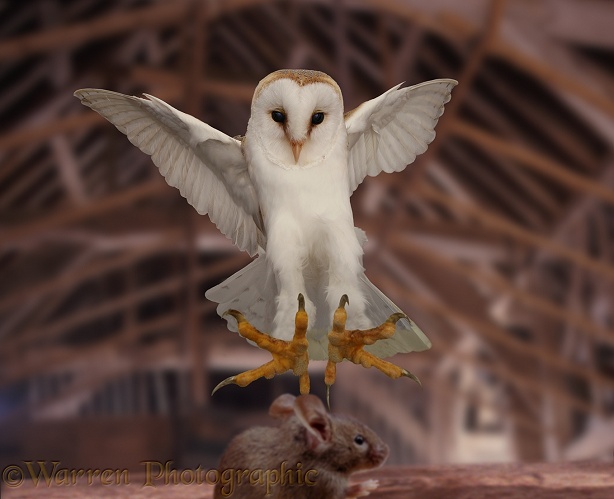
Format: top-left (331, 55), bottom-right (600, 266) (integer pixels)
top-left (247, 69), bottom-right (346, 168)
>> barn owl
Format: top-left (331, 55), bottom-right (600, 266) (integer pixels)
top-left (75, 70), bottom-right (456, 391)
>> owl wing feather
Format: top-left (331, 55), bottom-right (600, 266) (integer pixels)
top-left (342, 79), bottom-right (456, 358)
top-left (74, 89), bottom-right (264, 256)
top-left (344, 79), bottom-right (457, 193)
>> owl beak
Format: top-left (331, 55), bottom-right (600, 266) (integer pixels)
top-left (290, 140), bottom-right (304, 163)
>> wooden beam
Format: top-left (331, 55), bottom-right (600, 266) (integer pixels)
top-left (475, 67), bottom-right (600, 173)
top-left (408, 291), bottom-right (614, 397)
top-left (444, 140), bottom-right (545, 228)
top-left (50, 135), bottom-right (88, 204)
top-left (391, 238), bottom-right (614, 348)
top-left (0, 294), bottom-right (223, 390)
top-left (0, 62), bottom-right (48, 114)
top-left (381, 272), bottom-right (612, 414)
top-left (1, 312), bottom-right (173, 389)
top-left (2, 330), bottom-right (185, 422)
top-left (0, 80), bottom-right (178, 152)
top-left (424, 0), bottom-right (614, 121)
top-left (0, 181), bottom-right (168, 247)
top-left (421, 36), bottom-right (572, 222)
top-left (512, 0), bottom-right (614, 50)
top-left (376, 272), bottom-right (601, 417)
top-left (260, 3), bottom-right (336, 74)
top-left (442, 349), bottom-right (597, 420)
top-left (337, 369), bottom-right (429, 454)
top-left (416, 38), bottom-right (563, 219)
top-left (0, 112), bottom-right (103, 151)
top-left (394, 218), bottom-right (511, 264)
top-left (300, 6), bottom-right (384, 88)
top-left (376, 254), bottom-right (614, 413)
top-left (343, 0), bottom-right (473, 43)
top-left (0, 2), bottom-right (38, 37)
top-left (216, 24), bottom-right (269, 74)
top-left (369, 270), bottom-right (588, 425)
top-left (418, 186), bottom-right (614, 282)
top-left (450, 121), bottom-right (614, 207)
top-left (0, 229), bottom-right (182, 313)
top-left (0, 2), bottom-right (190, 61)
top-left (490, 37), bottom-right (614, 120)
top-left (229, 15), bottom-right (284, 68)
top-left (0, 73), bottom-right (252, 153)
top-left (388, 19), bottom-right (425, 86)
top-left (1, 253), bottom-right (249, 360)
top-left (335, 0), bottom-right (352, 105)
top-left (411, 0), bottom-right (508, 185)
top-left (0, 156), bottom-right (56, 210)
top-left (429, 375), bottom-right (546, 447)
top-left (378, 237), bottom-right (614, 410)
top-left (129, 67), bottom-right (255, 103)
top-left (542, 161), bottom-right (614, 260)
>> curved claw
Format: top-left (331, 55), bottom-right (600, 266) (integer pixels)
top-left (402, 369), bottom-right (421, 387)
top-left (326, 384), bottom-right (331, 410)
top-left (297, 293), bottom-right (305, 311)
top-left (386, 312), bottom-right (408, 324)
top-left (338, 294), bottom-right (349, 308)
top-left (222, 309), bottom-right (247, 324)
top-left (211, 375), bottom-right (237, 395)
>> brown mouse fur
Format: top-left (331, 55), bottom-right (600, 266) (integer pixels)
top-left (213, 394), bottom-right (388, 498)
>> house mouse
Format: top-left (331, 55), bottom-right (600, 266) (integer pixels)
top-left (213, 393), bottom-right (388, 498)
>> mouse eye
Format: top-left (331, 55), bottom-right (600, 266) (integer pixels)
top-left (354, 434), bottom-right (365, 446)
top-left (271, 110), bottom-right (286, 123)
top-left (311, 112), bottom-right (324, 125)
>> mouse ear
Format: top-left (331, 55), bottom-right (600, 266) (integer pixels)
top-left (293, 395), bottom-right (332, 453)
top-left (269, 394), bottom-right (297, 419)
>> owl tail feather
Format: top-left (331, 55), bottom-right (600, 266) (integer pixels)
top-left (205, 256), bottom-right (431, 361)
top-left (205, 255), bottom-right (275, 337)
top-left (355, 273), bottom-right (431, 358)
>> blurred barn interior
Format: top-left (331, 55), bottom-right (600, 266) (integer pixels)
top-left (1, 0), bottom-right (614, 471)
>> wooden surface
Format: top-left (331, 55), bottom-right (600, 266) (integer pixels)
top-left (3, 462), bottom-right (614, 498)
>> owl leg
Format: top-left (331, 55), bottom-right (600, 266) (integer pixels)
top-left (274, 291), bottom-right (315, 340)
top-left (266, 227), bottom-right (314, 339)
top-left (325, 295), bottom-right (420, 402)
top-left (325, 231), bottom-right (369, 330)
top-left (212, 294), bottom-right (310, 395)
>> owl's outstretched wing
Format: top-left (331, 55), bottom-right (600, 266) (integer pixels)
top-left (344, 79), bottom-right (457, 193)
top-left (74, 89), bottom-right (264, 256)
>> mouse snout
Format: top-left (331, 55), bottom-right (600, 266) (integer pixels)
top-left (368, 442), bottom-right (389, 466)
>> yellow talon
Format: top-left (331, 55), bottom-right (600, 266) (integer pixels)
top-left (326, 296), bottom-right (421, 391)
top-left (211, 376), bottom-right (237, 395)
top-left (212, 294), bottom-right (311, 396)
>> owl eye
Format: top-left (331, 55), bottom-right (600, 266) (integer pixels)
top-left (311, 112), bottom-right (325, 125)
top-left (271, 111), bottom-right (286, 123)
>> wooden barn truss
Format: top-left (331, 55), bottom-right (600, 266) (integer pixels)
top-left (0, 0), bottom-right (613, 467)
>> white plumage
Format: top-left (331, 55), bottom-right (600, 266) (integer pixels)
top-left (75, 69), bottom-right (456, 360)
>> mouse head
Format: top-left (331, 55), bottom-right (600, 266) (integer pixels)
top-left (269, 394), bottom-right (389, 473)
top-left (270, 393), bottom-right (332, 453)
